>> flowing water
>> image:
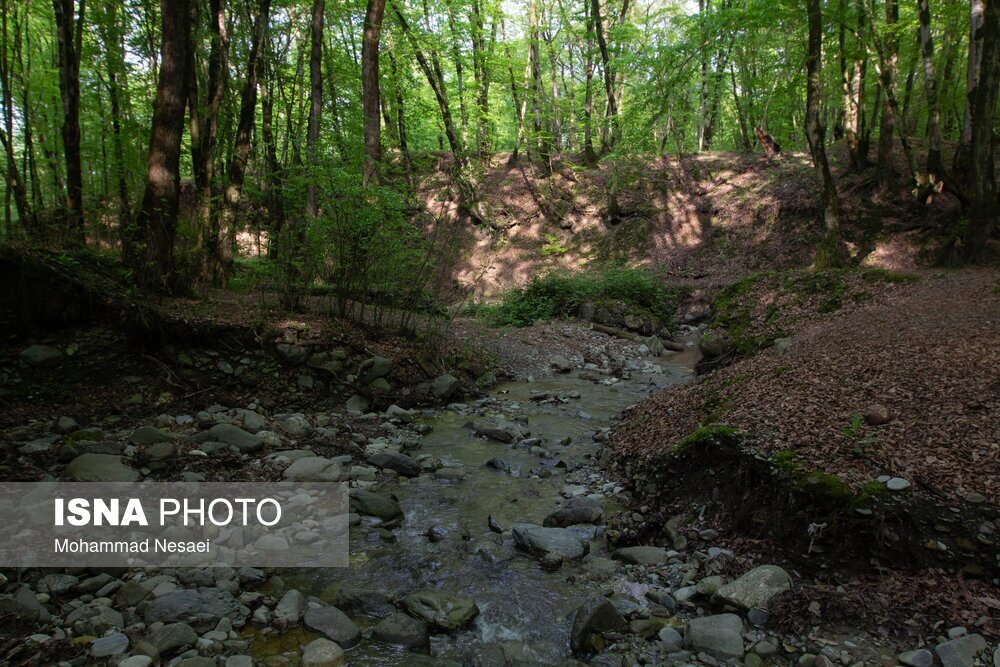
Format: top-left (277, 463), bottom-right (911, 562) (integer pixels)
top-left (256, 343), bottom-right (701, 665)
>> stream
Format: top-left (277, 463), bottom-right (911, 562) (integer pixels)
top-left (253, 341), bottom-right (702, 665)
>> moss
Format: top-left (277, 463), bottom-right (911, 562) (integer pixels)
top-left (673, 424), bottom-right (739, 454)
top-left (860, 268), bottom-right (919, 284)
top-left (710, 271), bottom-right (778, 354)
top-left (771, 453), bottom-right (892, 509)
top-left (786, 270), bottom-right (847, 314)
top-left (773, 450), bottom-right (799, 473)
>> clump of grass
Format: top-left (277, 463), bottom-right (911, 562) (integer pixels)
top-left (480, 266), bottom-right (673, 327)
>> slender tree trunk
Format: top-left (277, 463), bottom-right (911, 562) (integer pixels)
top-left (805, 0), bottom-right (841, 268)
top-left (98, 1), bottom-right (132, 230)
top-left (841, 0), bottom-right (869, 171)
top-left (445, 0), bottom-right (469, 143)
top-left (306, 0), bottom-right (324, 217)
top-left (502, 15), bottom-right (528, 164)
top-left (876, 0), bottom-right (898, 190)
top-left (0, 2), bottom-right (30, 230)
top-left (362, 0), bottom-right (387, 185)
top-left (52, 0), bottom-right (85, 242)
top-left (529, 0), bottom-right (551, 169)
top-left (124, 0), bottom-right (193, 290)
top-left (918, 0), bottom-right (942, 179)
top-left (387, 48), bottom-right (412, 175)
top-left (955, 0), bottom-right (985, 174)
top-left (583, 0), bottom-right (597, 165)
top-left (591, 0), bottom-right (618, 152)
top-left (261, 64), bottom-right (284, 258)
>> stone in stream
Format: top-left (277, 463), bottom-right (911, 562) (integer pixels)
top-left (550, 355), bottom-right (574, 372)
top-left (715, 564), bottom-right (792, 610)
top-left (360, 356), bottom-right (393, 384)
top-left (205, 423), bottom-right (264, 452)
top-left (401, 590), bottom-right (479, 632)
top-left (303, 605), bottom-right (361, 648)
top-left (147, 622), bottom-right (198, 656)
top-left (368, 451), bottom-right (422, 477)
top-left (301, 638), bottom-right (346, 667)
top-left (90, 632), bottom-right (129, 657)
top-left (331, 587), bottom-right (396, 618)
top-left (544, 496), bottom-right (603, 527)
top-left (935, 635), bottom-right (988, 667)
top-left (66, 453), bottom-right (140, 482)
top-left (130, 425), bottom-right (174, 445)
top-left (485, 458), bottom-right (511, 473)
top-left (283, 456), bottom-right (342, 482)
top-left (686, 614), bottom-right (745, 660)
top-left (274, 589), bottom-right (306, 626)
top-left (569, 596), bottom-right (627, 655)
top-left (21, 344), bottom-right (63, 367)
top-left (611, 546), bottom-right (668, 565)
top-left (385, 404), bottom-right (414, 423)
top-left (431, 373), bottom-right (461, 400)
top-left (350, 490), bottom-right (404, 521)
top-left (345, 394), bottom-right (370, 415)
top-left (372, 612), bottom-right (430, 650)
top-left (898, 649), bottom-right (934, 667)
top-left (511, 524), bottom-right (589, 560)
top-left (143, 587), bottom-right (243, 632)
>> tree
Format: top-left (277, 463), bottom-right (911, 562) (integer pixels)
top-left (52, 0), bottom-right (85, 241)
top-left (804, 0), bottom-right (841, 268)
top-left (362, 0), bottom-right (388, 185)
top-left (306, 0), bottom-right (324, 218)
top-left (124, 0), bottom-right (194, 290)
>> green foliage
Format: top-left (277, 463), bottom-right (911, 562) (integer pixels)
top-left (860, 268), bottom-right (919, 284)
top-left (481, 266), bottom-right (673, 327)
top-left (540, 233), bottom-right (569, 256)
top-left (673, 424), bottom-right (739, 453)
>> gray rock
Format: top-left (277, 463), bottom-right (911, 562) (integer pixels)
top-left (373, 612), bottom-right (430, 649)
top-left (431, 374), bottom-right (461, 400)
top-left (225, 658), bottom-right (254, 667)
top-left (148, 622), bottom-right (198, 656)
top-left (659, 627), bottom-right (683, 650)
top-left (90, 632), bottom-right (129, 657)
top-left (368, 451), bottom-right (421, 477)
top-left (275, 344), bottom-right (310, 365)
top-left (119, 657), bottom-right (154, 667)
top-left (360, 356), bottom-right (393, 384)
top-left (131, 426), bottom-right (173, 445)
top-left (66, 453), bottom-right (140, 482)
top-left (550, 355), bottom-right (573, 372)
top-left (716, 564), bottom-right (792, 610)
top-left (898, 649), bottom-right (934, 667)
top-left (569, 596), bottom-right (626, 655)
top-left (935, 635), bottom-right (988, 667)
top-left (284, 456), bottom-right (341, 482)
top-left (686, 614), bottom-right (744, 660)
top-left (698, 330), bottom-right (731, 359)
top-left (19, 435), bottom-right (59, 454)
top-left (512, 523), bottom-right (589, 560)
top-left (644, 589), bottom-right (676, 614)
top-left (611, 545), bottom-right (669, 565)
top-left (385, 404), bottom-right (414, 423)
top-left (301, 638), bottom-right (346, 667)
top-left (543, 497), bottom-right (603, 527)
top-left (143, 587), bottom-right (243, 632)
top-left (350, 490), bottom-right (403, 521)
top-left (401, 590), bottom-right (479, 632)
top-left (303, 605), bottom-right (361, 648)
top-left (345, 394), bottom-right (370, 414)
top-left (21, 344), bottom-right (62, 367)
top-left (274, 589), bottom-right (306, 625)
top-left (886, 477), bottom-right (911, 492)
top-left (280, 414), bottom-right (313, 437)
top-left (643, 336), bottom-right (665, 356)
top-left (206, 423), bottom-right (264, 452)
top-left (331, 587), bottom-right (396, 618)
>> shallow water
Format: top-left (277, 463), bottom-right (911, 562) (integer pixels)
top-left (254, 345), bottom-right (700, 665)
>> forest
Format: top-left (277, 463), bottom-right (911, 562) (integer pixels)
top-left (0, 0), bottom-right (997, 665)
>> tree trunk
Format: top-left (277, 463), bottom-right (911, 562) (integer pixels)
top-left (306, 0), bottom-right (324, 218)
top-left (841, 0), bottom-right (869, 171)
top-left (0, 2), bottom-right (30, 230)
top-left (955, 0), bottom-right (985, 173)
top-left (261, 64), bottom-right (284, 258)
top-left (591, 0), bottom-right (618, 152)
top-left (502, 14), bottom-right (528, 164)
top-left (387, 48), bottom-right (412, 175)
top-left (98, 1), bottom-right (131, 230)
top-left (805, 0), bottom-right (841, 268)
top-left (124, 0), bottom-right (193, 290)
top-left (583, 0), bottom-right (597, 164)
top-left (445, 0), bottom-right (469, 143)
top-left (215, 0), bottom-right (271, 283)
top-left (529, 0), bottom-right (551, 170)
top-left (194, 0), bottom-right (229, 258)
top-left (876, 0), bottom-right (898, 190)
top-left (52, 0), bottom-right (85, 242)
top-left (362, 0), bottom-right (387, 185)
top-left (918, 0), bottom-right (942, 179)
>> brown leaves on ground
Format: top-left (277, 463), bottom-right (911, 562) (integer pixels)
top-left (613, 269), bottom-right (1000, 505)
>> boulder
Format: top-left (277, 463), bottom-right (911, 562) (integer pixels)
top-left (21, 344), bottom-right (62, 367)
top-left (275, 344), bottom-right (310, 366)
top-left (431, 374), bottom-right (461, 400)
top-left (543, 497), bottom-right (603, 527)
top-left (385, 404), bottom-right (414, 424)
top-left (611, 546), bottom-right (669, 565)
top-left (550, 355), bottom-right (573, 373)
top-left (373, 612), bottom-right (430, 650)
top-left (511, 524), bottom-right (589, 560)
top-left (360, 356), bottom-right (393, 385)
top-left (143, 587), bottom-right (243, 632)
top-left (686, 614), bottom-right (744, 660)
top-left (301, 638), bottom-right (346, 667)
top-left (303, 605), bottom-right (361, 648)
top-left (368, 451), bottom-right (421, 477)
top-left (331, 587), bottom-right (396, 618)
top-left (130, 426), bottom-right (173, 445)
top-left (345, 394), bottom-right (370, 414)
top-left (284, 456), bottom-right (342, 482)
top-left (643, 336), bottom-right (666, 356)
top-left (698, 330), bottom-right (731, 359)
top-left (66, 453), bottom-right (140, 482)
top-left (401, 590), bottom-right (479, 632)
top-left (206, 423), bottom-right (264, 452)
top-left (715, 565), bottom-right (792, 610)
top-left (350, 490), bottom-right (403, 521)
top-left (935, 635), bottom-right (988, 667)
top-left (569, 596), bottom-right (626, 655)
top-left (274, 589), bottom-right (306, 626)
top-left (148, 622), bottom-right (198, 656)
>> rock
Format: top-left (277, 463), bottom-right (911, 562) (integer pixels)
top-left (935, 635), bottom-right (987, 667)
top-left (130, 425), bottom-right (173, 445)
top-left (331, 587), bottom-right (396, 618)
top-left (401, 590), bottom-right (479, 632)
top-left (431, 374), bottom-right (461, 400)
top-left (372, 612), bottom-right (430, 650)
top-left (280, 414), bottom-right (313, 437)
top-left (225, 658), bottom-right (253, 667)
top-left (544, 497), bottom-right (603, 527)
top-left (66, 453), bottom-right (140, 482)
top-left (90, 632), bottom-right (129, 657)
top-left (301, 638), bottom-right (347, 667)
top-left (274, 589), bottom-right (306, 626)
top-left (686, 614), bottom-right (744, 660)
top-left (19, 435), bottom-right (58, 454)
top-left (385, 404), bottom-right (414, 423)
top-left (350, 490), bottom-right (403, 521)
top-left (773, 337), bottom-right (791, 355)
top-left (611, 546), bottom-right (668, 565)
top-left (21, 345), bottom-right (62, 367)
top-left (275, 344), bottom-right (310, 366)
top-left (368, 451), bottom-right (421, 477)
top-left (345, 394), bottom-right (370, 414)
top-left (369, 377), bottom-right (392, 393)
top-left (644, 589), bottom-right (677, 614)
top-left (550, 355), bottom-right (573, 373)
top-left (697, 576), bottom-right (723, 596)
top-left (119, 657), bottom-right (154, 667)
top-left (886, 477), bottom-right (911, 492)
top-left (143, 587), bottom-right (243, 632)
top-left (898, 649), bottom-right (934, 667)
top-left (206, 423), bottom-right (264, 452)
top-left (643, 336), bottom-right (665, 356)
top-left (698, 330), bottom-right (731, 359)
top-left (863, 403), bottom-right (892, 425)
top-left (512, 523), bottom-right (589, 560)
top-left (303, 605), bottom-right (361, 648)
top-left (284, 456), bottom-right (342, 482)
top-left (360, 356), bottom-right (393, 385)
top-left (715, 565), bottom-right (792, 610)
top-left (148, 622), bottom-right (198, 656)
top-left (569, 596), bottom-right (626, 655)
